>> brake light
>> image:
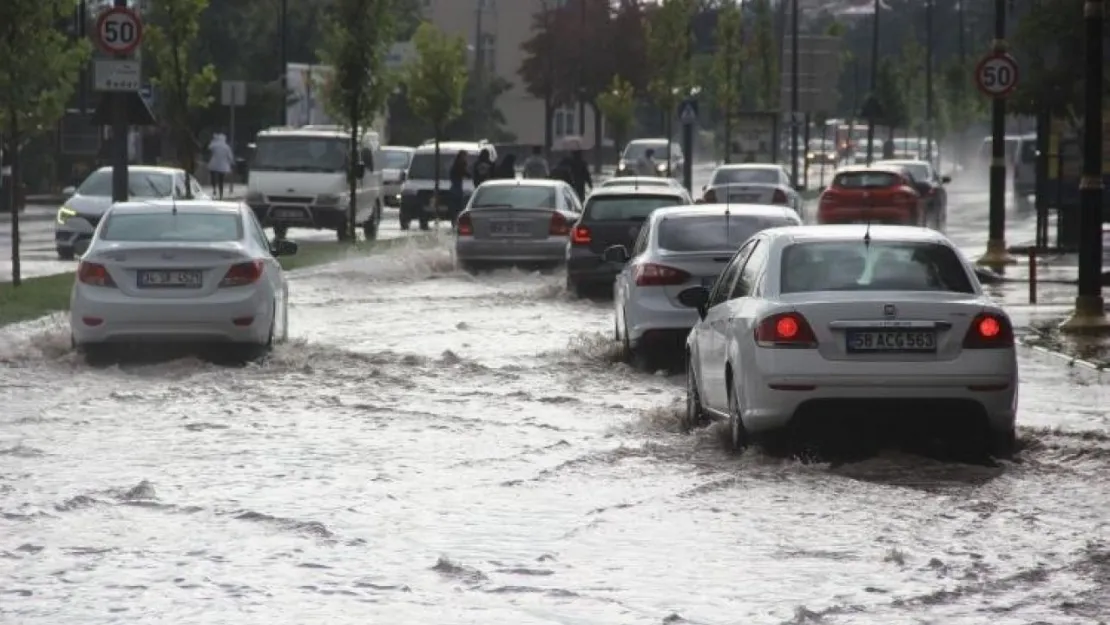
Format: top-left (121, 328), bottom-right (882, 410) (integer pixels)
top-left (754, 312), bottom-right (817, 348)
top-left (549, 212), bottom-right (570, 236)
top-left (571, 225), bottom-right (591, 245)
top-left (77, 261), bottom-right (116, 287)
top-left (457, 212), bottom-right (473, 236)
top-left (772, 188), bottom-right (788, 204)
top-left (219, 260), bottom-right (264, 287)
top-left (963, 313), bottom-right (1014, 348)
top-left (632, 263), bottom-right (690, 287)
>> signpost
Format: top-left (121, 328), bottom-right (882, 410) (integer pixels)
top-left (678, 98), bottom-right (698, 193)
top-left (975, 51), bottom-right (1020, 98)
top-left (94, 6), bottom-right (144, 56)
top-left (221, 81), bottom-right (247, 157)
top-left (975, 35), bottom-right (1020, 270)
top-left (93, 2), bottom-right (144, 204)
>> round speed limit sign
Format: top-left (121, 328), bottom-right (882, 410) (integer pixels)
top-left (95, 7), bottom-right (144, 56)
top-left (975, 52), bottom-right (1019, 98)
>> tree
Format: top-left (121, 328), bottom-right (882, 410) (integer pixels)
top-left (645, 0), bottom-right (695, 170)
top-left (711, 1), bottom-right (743, 163)
top-left (445, 75), bottom-right (517, 143)
top-left (519, 0), bottom-right (567, 150)
top-left (748, 0), bottom-right (778, 111)
top-left (405, 22), bottom-right (467, 228)
top-left (146, 0), bottom-right (218, 194)
top-left (874, 58), bottom-right (908, 140)
top-left (596, 75), bottom-right (636, 156)
top-left (318, 0), bottom-right (395, 241)
top-left (0, 0), bottom-right (90, 287)
top-left (896, 36), bottom-right (925, 134)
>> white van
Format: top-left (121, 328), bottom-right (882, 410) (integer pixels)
top-left (398, 139), bottom-right (496, 230)
top-left (1012, 133), bottom-right (1037, 209)
top-left (245, 125), bottom-right (384, 241)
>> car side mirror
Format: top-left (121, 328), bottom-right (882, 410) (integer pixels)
top-left (941, 175), bottom-right (952, 184)
top-left (272, 239), bottom-right (298, 257)
top-left (677, 286), bottom-right (710, 319)
top-left (602, 245), bottom-right (630, 264)
top-left (62, 186), bottom-right (76, 196)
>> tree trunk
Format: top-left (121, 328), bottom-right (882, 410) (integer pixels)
top-left (348, 94), bottom-right (360, 241)
top-left (544, 97), bottom-right (553, 153)
top-left (8, 107), bottom-right (22, 287)
top-left (723, 112), bottom-right (733, 164)
top-left (590, 101), bottom-right (602, 174)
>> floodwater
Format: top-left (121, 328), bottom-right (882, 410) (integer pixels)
top-left (2, 186), bottom-right (1109, 625)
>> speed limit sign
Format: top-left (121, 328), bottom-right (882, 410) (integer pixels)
top-left (95, 7), bottom-right (144, 56)
top-left (975, 52), bottom-right (1019, 98)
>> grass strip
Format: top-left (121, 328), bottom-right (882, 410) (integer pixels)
top-left (0, 235), bottom-right (426, 327)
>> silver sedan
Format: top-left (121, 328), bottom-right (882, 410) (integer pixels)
top-left (454, 179), bottom-right (583, 272)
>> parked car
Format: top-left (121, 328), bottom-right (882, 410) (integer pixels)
top-left (381, 145), bottom-right (415, 207)
top-left (606, 203), bottom-right (801, 369)
top-left (69, 200), bottom-right (296, 361)
top-left (875, 159), bottom-right (951, 230)
top-left (454, 179), bottom-right (582, 272)
top-left (816, 164), bottom-right (925, 226)
top-left (398, 140), bottom-right (497, 230)
top-left (55, 166), bottom-right (209, 260)
top-left (679, 224), bottom-right (1017, 458)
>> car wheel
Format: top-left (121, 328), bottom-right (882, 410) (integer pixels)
top-left (725, 378), bottom-right (749, 454)
top-left (80, 343), bottom-right (114, 366)
top-left (567, 276), bottom-right (587, 299)
top-left (682, 357), bottom-right (709, 432)
top-left (399, 214), bottom-right (411, 230)
top-left (57, 248), bottom-right (75, 261)
top-left (418, 216), bottom-right (430, 231)
top-left (336, 222), bottom-right (352, 242)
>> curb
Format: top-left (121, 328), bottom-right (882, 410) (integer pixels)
top-left (1017, 334), bottom-right (1108, 373)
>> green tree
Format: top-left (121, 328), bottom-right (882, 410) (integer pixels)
top-left (405, 22), bottom-right (468, 227)
top-left (896, 36), bottom-right (925, 133)
top-left (646, 0), bottom-right (695, 169)
top-left (597, 75), bottom-right (636, 155)
top-left (146, 0), bottom-right (218, 192)
top-left (874, 58), bottom-right (908, 140)
top-left (318, 0), bottom-right (395, 241)
top-left (0, 0), bottom-right (90, 286)
top-left (749, 0), bottom-right (778, 111)
top-left (711, 1), bottom-right (743, 163)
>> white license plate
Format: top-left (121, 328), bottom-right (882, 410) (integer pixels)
top-left (846, 330), bottom-right (936, 352)
top-left (728, 194), bottom-right (760, 202)
top-left (273, 208), bottom-right (307, 219)
top-left (137, 270), bottom-right (202, 288)
top-left (490, 221), bottom-right (527, 236)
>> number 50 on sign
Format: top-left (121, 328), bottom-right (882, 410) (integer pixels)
top-left (975, 52), bottom-right (1019, 98)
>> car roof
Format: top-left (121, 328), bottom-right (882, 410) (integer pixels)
top-left (875, 159), bottom-right (930, 167)
top-left (760, 224), bottom-right (950, 245)
top-left (476, 178), bottom-right (564, 188)
top-left (107, 199), bottom-right (244, 215)
top-left (627, 138), bottom-right (668, 146)
top-left (586, 186), bottom-right (688, 199)
top-left (415, 141), bottom-right (492, 153)
top-left (832, 163), bottom-right (906, 174)
top-left (603, 176), bottom-right (676, 184)
top-left (92, 166), bottom-right (183, 175)
top-left (709, 181), bottom-right (784, 189)
top-left (651, 203), bottom-right (795, 220)
top-left (382, 145), bottom-right (415, 152)
top-left (714, 163), bottom-right (783, 170)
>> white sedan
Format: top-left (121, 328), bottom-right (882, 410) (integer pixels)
top-left (70, 200), bottom-right (296, 360)
top-left (680, 225), bottom-right (1018, 457)
top-left (703, 163), bottom-right (804, 215)
top-left (605, 203), bottom-right (801, 369)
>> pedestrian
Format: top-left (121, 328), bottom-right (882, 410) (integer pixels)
top-left (472, 148), bottom-right (494, 188)
top-left (521, 146), bottom-right (549, 179)
top-left (550, 156), bottom-right (574, 187)
top-left (207, 132), bottom-right (234, 200)
top-left (494, 153), bottom-right (517, 179)
top-left (568, 149), bottom-right (592, 201)
top-left (635, 148), bottom-right (657, 176)
top-left (448, 150), bottom-right (469, 226)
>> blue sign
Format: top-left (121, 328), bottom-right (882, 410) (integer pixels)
top-left (139, 83), bottom-right (154, 105)
top-left (678, 98), bottom-right (699, 125)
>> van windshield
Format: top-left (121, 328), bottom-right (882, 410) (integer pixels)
top-left (408, 151), bottom-right (476, 180)
top-left (252, 136), bottom-right (347, 173)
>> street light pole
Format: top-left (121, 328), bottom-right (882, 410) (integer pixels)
top-left (924, 0), bottom-right (934, 164)
top-left (280, 0), bottom-right (288, 125)
top-left (1061, 0), bottom-right (1108, 332)
top-left (865, 0), bottom-right (879, 165)
top-left (789, 0), bottom-right (799, 186)
top-left (977, 0), bottom-right (1014, 269)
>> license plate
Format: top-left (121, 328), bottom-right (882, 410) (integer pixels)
top-left (728, 194), bottom-right (760, 202)
top-left (137, 270), bottom-right (203, 289)
top-left (490, 220), bottom-right (527, 236)
top-left (846, 330), bottom-right (937, 352)
top-left (273, 208), bottom-right (307, 219)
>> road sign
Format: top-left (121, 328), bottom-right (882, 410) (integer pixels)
top-left (95, 7), bottom-right (143, 56)
top-left (93, 59), bottom-right (141, 92)
top-left (678, 98), bottom-right (698, 125)
top-left (221, 81), bottom-right (247, 107)
top-left (975, 52), bottom-right (1019, 98)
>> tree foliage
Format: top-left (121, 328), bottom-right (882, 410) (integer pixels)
top-left (874, 57), bottom-right (908, 133)
top-left (711, 1), bottom-right (743, 160)
top-left (896, 36), bottom-right (925, 130)
top-left (596, 74), bottom-right (636, 152)
top-left (146, 0), bottom-right (219, 180)
top-left (748, 0), bottom-right (777, 110)
top-left (645, 0), bottom-right (695, 118)
top-left (317, 0), bottom-right (394, 131)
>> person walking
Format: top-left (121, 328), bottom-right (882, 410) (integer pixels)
top-left (635, 148), bottom-right (657, 176)
top-left (472, 148), bottom-right (495, 188)
top-left (550, 156), bottom-right (574, 187)
top-left (568, 149), bottom-right (593, 201)
top-left (494, 154), bottom-right (517, 179)
top-left (206, 132), bottom-right (234, 200)
top-left (448, 150), bottom-right (469, 227)
top-left (521, 146), bottom-right (549, 179)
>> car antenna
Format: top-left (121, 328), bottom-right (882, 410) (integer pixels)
top-left (863, 212), bottom-right (872, 247)
top-left (724, 185), bottom-right (731, 241)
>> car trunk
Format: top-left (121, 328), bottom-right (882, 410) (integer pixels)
top-left (581, 218), bottom-right (647, 253)
top-left (718, 185), bottom-right (775, 204)
top-left (469, 207), bottom-right (557, 240)
top-left (778, 291), bottom-right (985, 362)
top-left (90, 243), bottom-right (250, 299)
top-left (657, 251), bottom-right (735, 305)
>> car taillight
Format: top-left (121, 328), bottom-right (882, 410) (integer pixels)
top-left (571, 225), bottom-right (591, 245)
top-left (457, 212), bottom-right (473, 236)
top-left (754, 312), bottom-right (818, 348)
top-left (772, 188), bottom-right (788, 204)
top-left (549, 212), bottom-right (570, 236)
top-left (963, 313), bottom-right (1014, 348)
top-left (632, 263), bottom-right (690, 287)
top-left (77, 261), bottom-right (116, 287)
top-left (219, 260), bottom-right (264, 287)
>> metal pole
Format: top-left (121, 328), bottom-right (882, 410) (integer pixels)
top-left (111, 0), bottom-right (129, 204)
top-left (865, 0), bottom-right (879, 165)
top-left (1063, 0), bottom-right (1107, 329)
top-left (925, 0), bottom-right (934, 164)
top-left (280, 0), bottom-right (288, 125)
top-left (789, 0), bottom-right (799, 186)
top-left (978, 0), bottom-right (1011, 267)
top-left (474, 0), bottom-right (484, 139)
top-left (578, 0), bottom-right (586, 136)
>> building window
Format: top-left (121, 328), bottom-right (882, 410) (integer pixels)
top-left (479, 33), bottom-right (496, 74)
top-left (553, 106), bottom-right (576, 138)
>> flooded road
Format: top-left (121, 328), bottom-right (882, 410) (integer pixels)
top-left (2, 186), bottom-right (1109, 624)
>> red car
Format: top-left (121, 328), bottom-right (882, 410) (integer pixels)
top-left (816, 165), bottom-right (925, 226)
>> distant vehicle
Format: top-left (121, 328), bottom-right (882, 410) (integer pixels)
top-left (701, 182), bottom-right (804, 219)
top-left (564, 186), bottom-right (690, 297)
top-left (399, 140), bottom-right (497, 230)
top-left (606, 203), bottom-right (801, 369)
top-left (598, 176), bottom-right (688, 194)
top-left (616, 138), bottom-right (684, 178)
top-left (679, 224), bottom-right (1017, 458)
top-left (245, 125), bottom-right (384, 242)
top-left (1012, 133), bottom-right (1037, 210)
top-left (816, 165), bottom-right (925, 226)
top-left (69, 200), bottom-right (297, 361)
top-left (704, 164), bottom-right (804, 214)
top-left (380, 145), bottom-right (415, 207)
top-left (55, 166), bottom-right (208, 260)
top-left (454, 179), bottom-right (582, 272)
top-left (875, 159), bottom-right (952, 230)
top-left (805, 138), bottom-right (839, 165)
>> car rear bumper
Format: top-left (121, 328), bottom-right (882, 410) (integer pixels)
top-left (566, 249), bottom-right (620, 285)
top-left (818, 206), bottom-right (916, 225)
top-left (456, 237), bottom-right (566, 264)
top-left (248, 203), bottom-right (347, 230)
top-left (625, 289), bottom-right (700, 345)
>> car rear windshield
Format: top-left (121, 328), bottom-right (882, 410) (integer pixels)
top-left (623, 142), bottom-right (670, 160)
top-left (381, 149), bottom-right (413, 169)
top-left (879, 162), bottom-right (930, 182)
top-left (470, 185), bottom-right (556, 209)
top-left (407, 150), bottom-right (476, 180)
top-left (780, 241), bottom-right (975, 294)
top-left (100, 213), bottom-right (243, 242)
top-left (658, 215), bottom-right (788, 252)
top-left (833, 171), bottom-right (901, 188)
top-left (583, 195), bottom-right (684, 221)
top-left (78, 171), bottom-right (173, 198)
top-left (711, 168), bottom-right (780, 185)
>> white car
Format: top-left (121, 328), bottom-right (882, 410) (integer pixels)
top-left (70, 200), bottom-right (295, 360)
top-left (598, 176), bottom-right (688, 195)
top-left (704, 163), bottom-right (805, 215)
top-left (680, 225), bottom-right (1018, 457)
top-left (606, 203), bottom-right (801, 369)
top-left (55, 166), bottom-right (209, 260)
